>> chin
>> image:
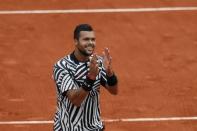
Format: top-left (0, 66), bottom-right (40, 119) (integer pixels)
top-left (86, 51), bottom-right (94, 56)
top-left (87, 53), bottom-right (93, 56)
top-left (82, 52), bottom-right (92, 57)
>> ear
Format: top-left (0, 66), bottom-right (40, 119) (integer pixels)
top-left (74, 39), bottom-right (78, 46)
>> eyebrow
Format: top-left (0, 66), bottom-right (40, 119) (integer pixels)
top-left (83, 37), bottom-right (96, 40)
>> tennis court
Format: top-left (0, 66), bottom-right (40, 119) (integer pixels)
top-left (1, 1), bottom-right (197, 131)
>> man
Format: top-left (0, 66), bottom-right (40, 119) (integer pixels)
top-left (53, 24), bottom-right (118, 131)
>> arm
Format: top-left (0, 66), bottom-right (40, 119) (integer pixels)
top-left (104, 75), bottom-right (118, 95)
top-left (65, 54), bottom-right (99, 107)
top-left (54, 64), bottom-right (90, 107)
top-left (65, 88), bottom-right (89, 107)
top-left (102, 48), bottom-right (118, 95)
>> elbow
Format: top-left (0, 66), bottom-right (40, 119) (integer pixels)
top-left (109, 85), bottom-right (118, 95)
top-left (66, 96), bottom-right (82, 107)
top-left (66, 90), bottom-right (84, 107)
top-left (71, 99), bottom-right (82, 107)
top-left (73, 103), bottom-right (81, 107)
top-left (111, 89), bottom-right (118, 95)
top-left (114, 91), bottom-right (118, 95)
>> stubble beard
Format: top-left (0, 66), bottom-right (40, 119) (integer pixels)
top-left (78, 47), bottom-right (93, 57)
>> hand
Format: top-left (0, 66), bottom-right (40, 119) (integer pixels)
top-left (102, 48), bottom-right (114, 77)
top-left (88, 54), bottom-right (99, 80)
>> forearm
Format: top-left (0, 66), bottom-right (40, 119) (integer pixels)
top-left (66, 76), bottom-right (95, 107)
top-left (107, 84), bottom-right (118, 95)
top-left (66, 88), bottom-right (89, 107)
top-left (106, 73), bottom-right (118, 95)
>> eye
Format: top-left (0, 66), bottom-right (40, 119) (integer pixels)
top-left (91, 38), bottom-right (96, 41)
top-left (83, 37), bottom-right (96, 42)
top-left (83, 38), bottom-right (89, 41)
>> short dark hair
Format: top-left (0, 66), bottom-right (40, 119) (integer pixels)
top-left (74, 24), bottom-right (93, 40)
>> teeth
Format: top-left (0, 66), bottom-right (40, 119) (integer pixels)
top-left (87, 45), bottom-right (93, 48)
top-left (89, 56), bottom-right (93, 60)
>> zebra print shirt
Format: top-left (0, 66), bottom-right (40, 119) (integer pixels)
top-left (53, 52), bottom-right (107, 131)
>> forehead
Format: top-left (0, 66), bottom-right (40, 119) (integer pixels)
top-left (79, 31), bottom-right (95, 38)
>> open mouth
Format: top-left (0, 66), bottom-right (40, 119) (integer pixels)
top-left (86, 46), bottom-right (94, 51)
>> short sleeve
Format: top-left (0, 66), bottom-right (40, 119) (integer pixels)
top-left (100, 64), bottom-right (107, 87)
top-left (53, 64), bottom-right (77, 94)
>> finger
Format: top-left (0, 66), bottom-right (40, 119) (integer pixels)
top-left (104, 48), bottom-right (110, 60)
top-left (91, 64), bottom-right (99, 74)
top-left (109, 56), bottom-right (112, 65)
top-left (89, 55), bottom-right (93, 61)
top-left (102, 48), bottom-right (107, 59)
top-left (104, 48), bottom-right (108, 55)
top-left (95, 64), bottom-right (99, 74)
top-left (93, 54), bottom-right (98, 60)
top-left (93, 55), bottom-right (98, 65)
top-left (89, 54), bottom-right (95, 61)
top-left (90, 55), bottom-right (98, 67)
top-left (101, 51), bottom-right (106, 62)
top-left (104, 47), bottom-right (109, 53)
top-left (89, 63), bottom-right (98, 72)
top-left (95, 64), bottom-right (99, 69)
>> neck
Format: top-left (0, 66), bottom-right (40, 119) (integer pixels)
top-left (74, 50), bottom-right (89, 62)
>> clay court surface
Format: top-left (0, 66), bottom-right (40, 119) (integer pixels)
top-left (1, 1), bottom-right (197, 131)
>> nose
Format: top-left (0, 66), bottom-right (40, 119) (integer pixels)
top-left (88, 39), bottom-right (95, 45)
top-left (89, 40), bottom-right (93, 44)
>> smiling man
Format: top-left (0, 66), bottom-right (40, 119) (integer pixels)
top-left (53, 24), bottom-right (118, 131)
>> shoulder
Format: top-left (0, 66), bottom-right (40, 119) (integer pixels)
top-left (53, 54), bottom-right (71, 70)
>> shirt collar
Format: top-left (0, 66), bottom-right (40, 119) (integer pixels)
top-left (70, 51), bottom-right (79, 64)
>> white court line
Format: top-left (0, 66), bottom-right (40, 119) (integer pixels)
top-left (103, 116), bottom-right (197, 122)
top-left (1, 116), bottom-right (197, 125)
top-left (0, 6), bottom-right (196, 126)
top-left (0, 7), bottom-right (197, 14)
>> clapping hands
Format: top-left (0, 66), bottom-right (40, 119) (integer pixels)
top-left (88, 47), bottom-right (114, 80)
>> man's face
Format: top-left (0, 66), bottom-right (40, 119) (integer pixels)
top-left (75, 31), bottom-right (96, 56)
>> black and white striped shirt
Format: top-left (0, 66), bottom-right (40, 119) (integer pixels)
top-left (53, 52), bottom-right (107, 131)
